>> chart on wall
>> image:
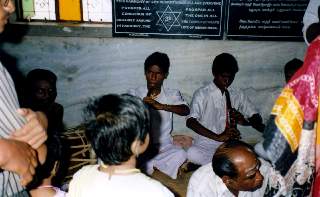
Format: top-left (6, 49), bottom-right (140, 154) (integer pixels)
top-left (112, 0), bottom-right (225, 39)
top-left (226, 0), bottom-right (309, 40)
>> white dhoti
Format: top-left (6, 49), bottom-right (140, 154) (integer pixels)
top-left (187, 140), bottom-right (222, 166)
top-left (146, 143), bottom-right (187, 179)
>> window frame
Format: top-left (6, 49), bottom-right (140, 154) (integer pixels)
top-left (12, 0), bottom-right (113, 38)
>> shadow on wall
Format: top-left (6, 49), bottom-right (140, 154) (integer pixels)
top-left (0, 24), bottom-right (29, 104)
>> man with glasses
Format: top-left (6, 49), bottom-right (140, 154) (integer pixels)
top-left (0, 0), bottom-right (48, 196)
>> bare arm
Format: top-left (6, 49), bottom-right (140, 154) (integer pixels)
top-left (10, 109), bottom-right (48, 149)
top-left (229, 110), bottom-right (265, 132)
top-left (143, 97), bottom-right (190, 116)
top-left (248, 113), bottom-right (265, 133)
top-left (0, 138), bottom-right (38, 186)
top-left (161, 104), bottom-right (189, 116)
top-left (10, 109), bottom-right (48, 164)
top-left (186, 117), bottom-right (240, 142)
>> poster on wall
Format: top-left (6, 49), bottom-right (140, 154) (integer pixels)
top-left (226, 0), bottom-right (309, 40)
top-left (112, 0), bottom-right (224, 39)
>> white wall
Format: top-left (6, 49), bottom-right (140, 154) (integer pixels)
top-left (1, 36), bottom-right (307, 143)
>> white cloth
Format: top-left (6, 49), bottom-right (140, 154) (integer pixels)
top-left (128, 86), bottom-right (188, 179)
top-left (187, 159), bottom-right (271, 197)
top-left (187, 82), bottom-right (258, 165)
top-left (0, 62), bottom-right (28, 196)
top-left (67, 165), bottom-right (174, 197)
top-left (303, 0), bottom-right (320, 44)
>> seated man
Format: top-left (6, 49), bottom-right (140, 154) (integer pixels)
top-left (24, 69), bottom-right (67, 195)
top-left (284, 58), bottom-right (303, 83)
top-left (128, 52), bottom-right (190, 179)
top-left (25, 69), bottom-right (64, 135)
top-left (186, 53), bottom-right (265, 166)
top-left (187, 140), bottom-right (271, 197)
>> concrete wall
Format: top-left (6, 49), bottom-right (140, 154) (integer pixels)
top-left (0, 36), bottom-right (307, 143)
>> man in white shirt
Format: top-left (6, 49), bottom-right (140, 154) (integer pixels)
top-left (128, 52), bottom-right (190, 179)
top-left (186, 53), bottom-right (265, 165)
top-left (187, 140), bottom-right (270, 197)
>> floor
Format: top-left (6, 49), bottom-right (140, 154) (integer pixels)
top-left (152, 170), bottom-right (193, 197)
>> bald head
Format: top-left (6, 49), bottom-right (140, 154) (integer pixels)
top-left (212, 140), bottom-right (255, 178)
top-left (212, 140), bottom-right (264, 194)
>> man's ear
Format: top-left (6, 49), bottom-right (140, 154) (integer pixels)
top-left (212, 70), bottom-right (217, 77)
top-left (222, 175), bottom-right (237, 188)
top-left (165, 73), bottom-right (169, 79)
top-left (222, 175), bottom-right (232, 186)
top-left (130, 134), bottom-right (150, 156)
top-left (131, 139), bottom-right (140, 157)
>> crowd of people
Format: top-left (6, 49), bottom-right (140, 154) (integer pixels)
top-left (0, 0), bottom-right (319, 196)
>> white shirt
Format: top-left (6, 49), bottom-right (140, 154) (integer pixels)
top-left (128, 86), bottom-right (187, 147)
top-left (188, 82), bottom-right (258, 149)
top-left (67, 165), bottom-right (174, 197)
top-left (187, 159), bottom-right (271, 197)
top-left (303, 0), bottom-right (320, 44)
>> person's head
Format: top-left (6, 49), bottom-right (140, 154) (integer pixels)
top-left (305, 6), bottom-right (320, 44)
top-left (284, 58), bottom-right (303, 83)
top-left (27, 134), bottom-right (64, 189)
top-left (212, 140), bottom-right (264, 195)
top-left (84, 94), bottom-right (150, 165)
top-left (26, 69), bottom-right (58, 109)
top-left (144, 52), bottom-right (170, 91)
top-left (0, 0), bottom-right (15, 33)
top-left (212, 53), bottom-right (239, 91)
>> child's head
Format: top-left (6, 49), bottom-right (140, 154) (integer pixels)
top-left (26, 69), bottom-right (57, 109)
top-left (27, 134), bottom-right (64, 189)
top-left (84, 94), bottom-right (150, 165)
top-left (212, 53), bottom-right (239, 90)
top-left (284, 58), bottom-right (303, 83)
top-left (144, 52), bottom-right (170, 90)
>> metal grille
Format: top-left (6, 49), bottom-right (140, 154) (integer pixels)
top-left (31, 0), bottom-right (56, 20)
top-left (82, 0), bottom-right (112, 22)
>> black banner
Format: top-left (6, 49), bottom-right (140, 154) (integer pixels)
top-left (226, 0), bottom-right (308, 40)
top-left (112, 0), bottom-right (224, 39)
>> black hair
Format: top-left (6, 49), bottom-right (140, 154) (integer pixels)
top-left (212, 140), bottom-right (255, 178)
top-left (144, 52), bottom-right (170, 74)
top-left (26, 68), bottom-right (57, 86)
top-left (42, 134), bottom-right (64, 182)
top-left (284, 58), bottom-right (303, 79)
top-left (212, 53), bottom-right (239, 75)
top-left (84, 94), bottom-right (150, 165)
top-left (27, 133), bottom-right (65, 189)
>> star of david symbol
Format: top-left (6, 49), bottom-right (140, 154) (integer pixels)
top-left (156, 5), bottom-right (181, 32)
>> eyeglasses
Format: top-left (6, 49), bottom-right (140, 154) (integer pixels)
top-left (1, 0), bottom-right (9, 7)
